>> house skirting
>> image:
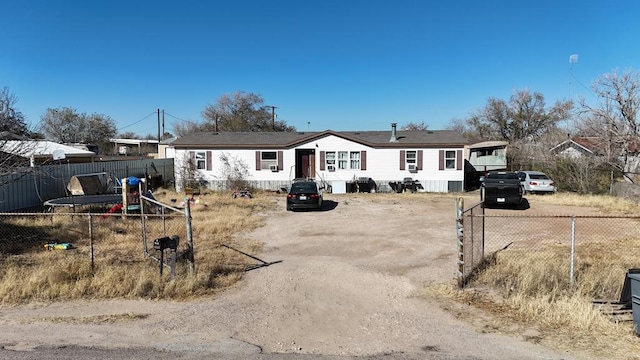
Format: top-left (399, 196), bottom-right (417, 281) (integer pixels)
top-left (193, 179), bottom-right (463, 194)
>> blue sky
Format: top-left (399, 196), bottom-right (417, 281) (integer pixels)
top-left (1, 0), bottom-right (639, 137)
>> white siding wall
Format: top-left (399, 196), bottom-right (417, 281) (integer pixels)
top-left (303, 136), bottom-right (463, 192)
top-left (174, 134), bottom-right (465, 192)
top-left (174, 149), bottom-right (293, 192)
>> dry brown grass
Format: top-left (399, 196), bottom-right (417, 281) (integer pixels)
top-left (0, 190), bottom-right (279, 304)
top-left (532, 192), bottom-right (640, 214)
top-left (424, 191), bottom-right (640, 359)
top-left (425, 282), bottom-right (640, 359)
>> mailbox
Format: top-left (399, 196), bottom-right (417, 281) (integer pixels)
top-left (167, 235), bottom-right (179, 250)
top-left (153, 236), bottom-right (179, 251)
top-left (153, 237), bottom-right (168, 251)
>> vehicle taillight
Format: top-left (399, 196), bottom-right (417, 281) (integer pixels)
top-left (310, 194), bottom-right (320, 199)
top-left (550, 182), bottom-right (555, 186)
top-left (530, 181), bottom-right (538, 186)
top-left (287, 194), bottom-right (296, 199)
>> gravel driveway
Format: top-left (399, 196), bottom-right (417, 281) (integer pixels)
top-left (0, 194), bottom-right (574, 359)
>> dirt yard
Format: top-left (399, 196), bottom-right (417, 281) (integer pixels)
top-left (0, 193), bottom-right (583, 359)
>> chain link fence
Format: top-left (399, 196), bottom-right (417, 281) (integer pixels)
top-left (457, 198), bottom-right (640, 300)
top-left (0, 197), bottom-right (193, 288)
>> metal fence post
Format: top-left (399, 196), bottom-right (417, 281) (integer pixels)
top-left (481, 201), bottom-right (485, 256)
top-left (162, 206), bottom-right (167, 235)
top-left (185, 197), bottom-right (195, 274)
top-left (456, 197), bottom-right (464, 288)
top-left (140, 197), bottom-right (147, 254)
top-left (170, 248), bottom-right (177, 280)
top-left (88, 213), bottom-right (94, 271)
top-left (570, 215), bottom-right (576, 286)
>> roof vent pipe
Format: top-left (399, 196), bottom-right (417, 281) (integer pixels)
top-left (390, 123), bottom-right (398, 142)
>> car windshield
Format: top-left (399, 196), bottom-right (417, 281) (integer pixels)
top-left (488, 173), bottom-right (518, 180)
top-left (530, 174), bottom-right (550, 180)
top-left (291, 183), bottom-right (317, 193)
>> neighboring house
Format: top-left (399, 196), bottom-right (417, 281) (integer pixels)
top-left (549, 136), bottom-right (600, 158)
top-left (467, 140), bottom-right (509, 172)
top-left (0, 131), bottom-right (26, 140)
top-left (109, 138), bottom-right (160, 156)
top-left (1, 140), bottom-right (96, 165)
top-left (168, 124), bottom-right (468, 193)
top-left (464, 140), bottom-right (509, 191)
top-left (157, 137), bottom-right (178, 160)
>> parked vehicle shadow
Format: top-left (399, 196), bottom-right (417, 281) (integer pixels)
top-left (319, 200), bottom-right (339, 211)
top-left (515, 198), bottom-right (531, 210)
top-left (483, 198), bottom-right (530, 211)
top-left (287, 200), bottom-right (339, 212)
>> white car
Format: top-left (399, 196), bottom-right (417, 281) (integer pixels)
top-left (517, 171), bottom-right (557, 194)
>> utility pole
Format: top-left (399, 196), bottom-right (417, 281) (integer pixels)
top-left (569, 54), bottom-right (578, 99)
top-left (157, 109), bottom-right (161, 143)
top-left (269, 106), bottom-right (277, 130)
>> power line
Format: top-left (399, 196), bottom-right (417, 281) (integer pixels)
top-left (568, 54), bottom-right (598, 102)
top-left (164, 111), bottom-right (199, 125)
top-left (117, 111), bottom-right (157, 131)
top-left (570, 72), bottom-right (597, 100)
top-left (164, 111), bottom-right (198, 125)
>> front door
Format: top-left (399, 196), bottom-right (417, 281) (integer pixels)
top-left (295, 149), bottom-right (315, 179)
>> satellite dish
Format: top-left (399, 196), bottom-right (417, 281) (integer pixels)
top-left (569, 54), bottom-right (579, 64)
top-left (52, 149), bottom-right (66, 160)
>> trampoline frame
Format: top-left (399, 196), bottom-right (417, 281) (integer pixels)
top-left (43, 194), bottom-right (124, 208)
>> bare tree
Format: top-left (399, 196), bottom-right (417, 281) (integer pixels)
top-left (465, 89), bottom-right (573, 166)
top-left (0, 87), bottom-right (30, 137)
top-left (400, 121), bottom-right (428, 131)
top-left (173, 121), bottom-right (203, 137)
top-left (118, 131), bottom-right (140, 139)
top-left (41, 108), bottom-right (117, 154)
top-left (41, 107), bottom-right (82, 143)
top-left (446, 118), bottom-right (483, 143)
top-left (578, 69), bottom-right (640, 182)
top-left (467, 90), bottom-right (572, 142)
top-left (0, 87), bottom-right (37, 176)
top-left (218, 152), bottom-right (251, 190)
top-left (175, 152), bottom-right (206, 192)
top-left (202, 91), bottom-right (295, 132)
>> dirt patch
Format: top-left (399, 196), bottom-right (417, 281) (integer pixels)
top-left (0, 193), bottom-right (589, 359)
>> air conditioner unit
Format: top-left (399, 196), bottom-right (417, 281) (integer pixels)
top-left (327, 165), bottom-right (336, 172)
top-left (408, 164), bottom-right (418, 172)
top-left (269, 164), bottom-right (279, 172)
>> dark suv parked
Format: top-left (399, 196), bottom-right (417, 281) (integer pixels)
top-left (286, 181), bottom-right (323, 211)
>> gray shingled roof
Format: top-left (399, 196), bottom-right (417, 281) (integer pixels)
top-left (171, 130), bottom-right (468, 149)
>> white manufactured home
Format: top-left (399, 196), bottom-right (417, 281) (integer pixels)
top-left (168, 124), bottom-right (468, 193)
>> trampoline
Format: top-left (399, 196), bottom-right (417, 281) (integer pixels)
top-left (44, 194), bottom-right (123, 208)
